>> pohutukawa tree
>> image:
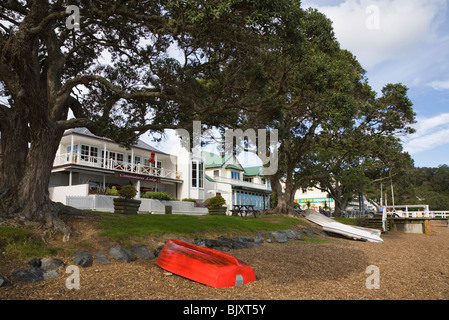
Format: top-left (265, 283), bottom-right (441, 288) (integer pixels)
top-left (238, 8), bottom-right (416, 215)
top-left (0, 0), bottom-right (295, 239)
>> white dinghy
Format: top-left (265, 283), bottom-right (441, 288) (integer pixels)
top-left (302, 209), bottom-right (383, 243)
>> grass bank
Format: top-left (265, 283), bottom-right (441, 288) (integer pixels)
top-left (98, 213), bottom-right (301, 241)
top-left (0, 226), bottom-right (57, 263)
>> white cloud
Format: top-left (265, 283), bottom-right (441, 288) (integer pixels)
top-left (427, 80), bottom-right (449, 91)
top-left (303, 0), bottom-right (447, 69)
top-left (402, 113), bottom-right (449, 154)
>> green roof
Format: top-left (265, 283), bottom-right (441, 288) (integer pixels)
top-left (202, 151), bottom-right (233, 169)
top-left (243, 166), bottom-right (264, 176)
top-left (202, 151), bottom-right (264, 176)
top-left (226, 164), bottom-right (244, 171)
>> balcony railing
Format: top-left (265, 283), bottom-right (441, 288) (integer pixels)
top-left (212, 176), bottom-right (271, 191)
top-left (54, 153), bottom-right (182, 180)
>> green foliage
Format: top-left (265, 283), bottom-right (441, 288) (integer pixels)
top-left (396, 165), bottom-right (449, 211)
top-left (118, 185), bottom-right (137, 199)
top-left (142, 191), bottom-right (177, 201)
top-left (106, 186), bottom-right (120, 196)
top-left (205, 195), bottom-right (226, 208)
top-left (182, 198), bottom-right (197, 203)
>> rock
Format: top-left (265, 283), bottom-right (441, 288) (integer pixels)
top-left (205, 238), bottom-right (233, 250)
top-left (27, 257), bottom-right (42, 268)
top-left (41, 257), bottom-right (65, 271)
top-left (272, 231), bottom-right (288, 243)
top-left (96, 252), bottom-right (110, 264)
top-left (11, 267), bottom-right (45, 283)
top-left (131, 244), bottom-right (155, 260)
top-left (264, 232), bottom-right (275, 243)
top-left (232, 237), bottom-right (256, 249)
top-left (154, 244), bottom-right (165, 257)
top-left (73, 250), bottom-right (93, 268)
top-left (282, 229), bottom-right (298, 239)
top-left (0, 275), bottom-right (9, 288)
top-left (254, 234), bottom-right (264, 244)
top-left (300, 228), bottom-right (317, 237)
top-left (109, 245), bottom-right (136, 263)
top-left (43, 270), bottom-right (59, 280)
top-left (192, 239), bottom-right (206, 247)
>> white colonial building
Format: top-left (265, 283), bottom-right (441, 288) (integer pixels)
top-left (49, 128), bottom-right (272, 214)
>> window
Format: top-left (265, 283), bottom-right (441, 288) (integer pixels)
top-left (80, 145), bottom-right (98, 163)
top-left (90, 146), bottom-right (98, 163)
top-left (199, 162), bottom-right (203, 188)
top-left (192, 162), bottom-right (197, 187)
top-left (81, 145), bottom-right (90, 161)
top-left (231, 171), bottom-right (240, 180)
top-left (127, 155), bottom-right (141, 164)
top-left (66, 145), bottom-right (78, 162)
top-left (191, 160), bottom-right (204, 188)
top-left (213, 170), bottom-right (220, 177)
top-left (101, 151), bottom-right (124, 166)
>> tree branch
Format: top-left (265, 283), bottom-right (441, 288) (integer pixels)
top-left (57, 75), bottom-right (165, 100)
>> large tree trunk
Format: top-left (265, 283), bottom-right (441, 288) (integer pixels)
top-left (269, 175), bottom-right (296, 215)
top-left (333, 198), bottom-right (346, 217)
top-left (0, 125), bottom-right (73, 241)
top-left (0, 112), bottom-right (29, 207)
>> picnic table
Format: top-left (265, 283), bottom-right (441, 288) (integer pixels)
top-left (230, 205), bottom-right (259, 218)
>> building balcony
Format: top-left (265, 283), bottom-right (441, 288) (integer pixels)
top-left (212, 176), bottom-right (271, 192)
top-left (53, 153), bottom-right (182, 180)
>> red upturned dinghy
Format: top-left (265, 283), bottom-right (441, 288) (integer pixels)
top-left (156, 239), bottom-right (256, 288)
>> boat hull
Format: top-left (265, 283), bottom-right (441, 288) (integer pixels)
top-left (323, 222), bottom-right (383, 243)
top-left (302, 209), bottom-right (383, 243)
top-left (156, 239), bottom-right (256, 288)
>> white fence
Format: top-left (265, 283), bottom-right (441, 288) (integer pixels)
top-left (429, 211), bottom-right (449, 219)
top-left (49, 184), bottom-right (89, 204)
top-left (65, 195), bottom-right (208, 215)
top-left (341, 209), bottom-right (449, 219)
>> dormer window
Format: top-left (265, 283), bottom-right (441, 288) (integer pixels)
top-left (231, 171), bottom-right (240, 180)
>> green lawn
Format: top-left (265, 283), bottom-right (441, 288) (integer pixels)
top-left (0, 226), bottom-right (57, 262)
top-left (0, 214), bottom-right (303, 262)
top-left (98, 213), bottom-right (301, 241)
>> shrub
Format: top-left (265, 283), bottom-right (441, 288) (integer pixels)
top-left (118, 185), bottom-right (137, 199)
top-left (106, 186), bottom-right (120, 196)
top-left (205, 195), bottom-right (226, 208)
top-left (142, 191), bottom-right (176, 201)
top-left (182, 198), bottom-right (197, 203)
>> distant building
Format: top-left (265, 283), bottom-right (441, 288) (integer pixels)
top-left (293, 187), bottom-right (335, 211)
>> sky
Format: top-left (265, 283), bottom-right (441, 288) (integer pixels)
top-left (301, 0), bottom-right (449, 168)
top-left (144, 0), bottom-right (449, 168)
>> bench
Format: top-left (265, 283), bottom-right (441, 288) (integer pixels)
top-left (230, 205), bottom-right (259, 218)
